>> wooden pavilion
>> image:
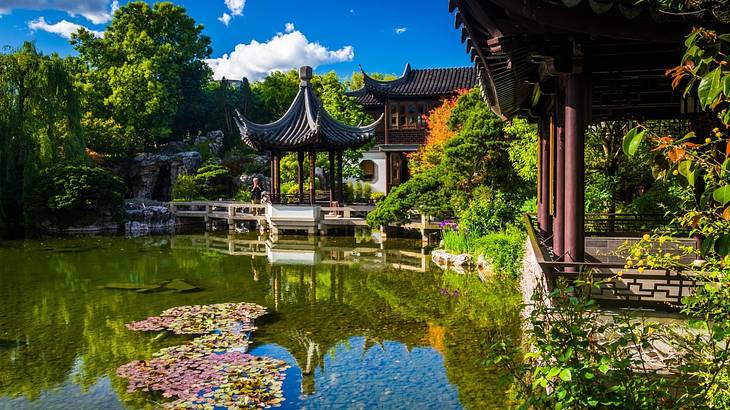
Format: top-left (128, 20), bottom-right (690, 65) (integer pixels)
top-left (235, 66), bottom-right (383, 205)
top-left (450, 0), bottom-right (727, 263)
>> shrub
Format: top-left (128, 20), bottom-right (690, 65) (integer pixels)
top-left (354, 181), bottom-right (363, 201)
top-left (370, 191), bottom-right (385, 204)
top-left (172, 173), bottom-right (199, 201)
top-left (194, 161), bottom-right (233, 199)
top-left (461, 188), bottom-right (522, 236)
top-left (234, 188), bottom-right (252, 202)
top-left (363, 183), bottom-right (373, 200)
top-left (470, 227), bottom-right (525, 278)
top-left (29, 164), bottom-right (126, 228)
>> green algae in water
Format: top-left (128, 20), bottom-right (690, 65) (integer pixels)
top-left (0, 234), bottom-right (521, 409)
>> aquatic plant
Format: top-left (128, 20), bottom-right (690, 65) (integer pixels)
top-left (118, 302), bottom-right (289, 409)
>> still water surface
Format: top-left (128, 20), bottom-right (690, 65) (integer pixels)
top-left (0, 234), bottom-right (520, 409)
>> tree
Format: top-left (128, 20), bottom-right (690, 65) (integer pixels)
top-left (368, 87), bottom-right (535, 228)
top-left (344, 71), bottom-right (397, 91)
top-left (0, 43), bottom-right (85, 237)
top-left (72, 1), bottom-right (212, 154)
top-left (409, 94), bottom-right (460, 175)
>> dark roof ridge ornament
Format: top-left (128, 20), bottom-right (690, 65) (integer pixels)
top-left (299, 65), bottom-right (313, 87)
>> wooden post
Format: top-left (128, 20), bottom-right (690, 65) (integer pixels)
top-left (564, 73), bottom-right (585, 263)
top-left (336, 151), bottom-right (344, 205)
top-left (297, 151), bottom-right (305, 204)
top-left (275, 152), bottom-right (281, 203)
top-left (309, 150), bottom-right (316, 204)
top-left (538, 118), bottom-right (552, 237)
top-left (553, 86), bottom-right (566, 261)
top-left (269, 152), bottom-right (275, 195)
top-left (328, 151), bottom-right (336, 204)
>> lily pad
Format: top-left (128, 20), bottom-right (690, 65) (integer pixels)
top-left (166, 279), bottom-right (199, 293)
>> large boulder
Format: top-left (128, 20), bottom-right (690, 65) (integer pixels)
top-left (124, 199), bottom-right (176, 236)
top-left (127, 151), bottom-right (202, 201)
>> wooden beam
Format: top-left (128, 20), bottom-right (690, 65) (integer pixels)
top-left (329, 151), bottom-right (336, 204)
top-left (553, 83), bottom-right (565, 260)
top-left (538, 118), bottom-right (552, 237)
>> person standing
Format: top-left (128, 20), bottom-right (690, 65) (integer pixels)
top-left (251, 178), bottom-right (262, 215)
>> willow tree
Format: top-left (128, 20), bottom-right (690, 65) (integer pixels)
top-left (0, 43), bottom-right (84, 237)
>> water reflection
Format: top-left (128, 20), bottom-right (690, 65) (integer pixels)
top-left (0, 234), bottom-right (520, 409)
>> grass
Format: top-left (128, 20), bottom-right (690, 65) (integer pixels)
top-left (441, 226), bottom-right (525, 278)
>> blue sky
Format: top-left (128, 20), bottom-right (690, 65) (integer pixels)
top-left (0, 0), bottom-right (472, 81)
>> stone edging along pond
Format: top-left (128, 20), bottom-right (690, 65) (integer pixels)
top-left (431, 249), bottom-right (494, 280)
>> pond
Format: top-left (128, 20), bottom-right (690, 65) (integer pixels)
top-left (0, 233), bottom-right (521, 409)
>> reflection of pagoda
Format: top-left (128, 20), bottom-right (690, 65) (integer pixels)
top-left (255, 262), bottom-right (437, 397)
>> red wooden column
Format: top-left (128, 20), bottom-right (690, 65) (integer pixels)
top-left (553, 90), bottom-right (566, 260)
top-left (269, 152), bottom-right (275, 195)
top-left (564, 73), bottom-right (585, 263)
top-left (297, 151), bottom-right (305, 203)
top-left (328, 151), bottom-right (336, 204)
top-left (308, 151), bottom-right (316, 204)
top-left (274, 152), bottom-right (281, 202)
top-left (336, 151), bottom-right (344, 204)
top-left (537, 118), bottom-right (552, 237)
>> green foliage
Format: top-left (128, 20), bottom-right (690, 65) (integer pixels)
top-left (194, 161), bottom-right (233, 199)
top-left (461, 188), bottom-right (523, 236)
top-left (28, 164), bottom-right (125, 228)
top-left (0, 43), bottom-right (85, 236)
top-left (470, 228), bottom-right (525, 278)
top-left (369, 87), bottom-right (535, 227)
top-left (172, 173), bottom-right (199, 201)
top-left (172, 162), bottom-right (233, 201)
top-left (370, 191), bottom-right (385, 203)
top-left (367, 168), bottom-right (454, 227)
top-left (505, 117), bottom-right (538, 187)
top-left (489, 278), bottom-right (678, 409)
top-left (234, 188), bottom-right (252, 202)
top-left (72, 1), bottom-right (212, 154)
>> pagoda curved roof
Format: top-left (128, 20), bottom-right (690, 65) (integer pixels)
top-left (348, 64), bottom-right (476, 104)
top-left (235, 73), bottom-right (383, 152)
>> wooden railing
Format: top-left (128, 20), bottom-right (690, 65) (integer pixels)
top-left (584, 213), bottom-right (680, 236)
top-left (524, 214), bottom-right (700, 310)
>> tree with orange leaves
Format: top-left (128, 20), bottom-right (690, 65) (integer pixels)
top-left (408, 90), bottom-right (467, 175)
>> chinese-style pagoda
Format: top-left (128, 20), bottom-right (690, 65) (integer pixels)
top-left (235, 66), bottom-right (383, 205)
top-left (347, 64), bottom-right (476, 193)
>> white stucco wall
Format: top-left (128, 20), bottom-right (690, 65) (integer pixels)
top-left (346, 150), bottom-right (387, 194)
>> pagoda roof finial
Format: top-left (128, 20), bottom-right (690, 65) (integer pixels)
top-left (299, 66), bottom-right (313, 87)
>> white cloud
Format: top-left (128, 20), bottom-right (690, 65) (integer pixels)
top-left (349, 9), bottom-right (355, 15)
top-left (224, 0), bottom-right (245, 16)
top-left (0, 0), bottom-right (116, 24)
top-left (28, 16), bottom-right (103, 39)
top-left (284, 22), bottom-right (295, 33)
top-left (395, 27), bottom-right (407, 34)
top-left (205, 26), bottom-right (354, 82)
top-left (218, 12), bottom-right (232, 26)
top-left (218, 0), bottom-right (244, 25)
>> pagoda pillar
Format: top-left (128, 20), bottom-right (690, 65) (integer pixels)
top-left (537, 118), bottom-right (552, 237)
top-left (274, 152), bottom-right (281, 202)
top-left (309, 150), bottom-right (316, 204)
top-left (328, 151), bottom-right (336, 204)
top-left (553, 89), bottom-right (565, 261)
top-left (564, 73), bottom-right (585, 263)
top-left (269, 152), bottom-right (275, 195)
top-left (297, 151), bottom-right (305, 204)
top-left (336, 152), bottom-right (344, 204)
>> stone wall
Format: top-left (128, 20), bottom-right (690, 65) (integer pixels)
top-left (520, 239), bottom-right (551, 319)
